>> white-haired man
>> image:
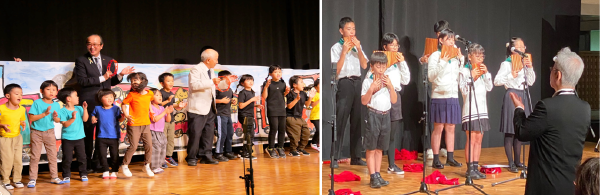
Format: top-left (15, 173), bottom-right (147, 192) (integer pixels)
top-left (510, 47), bottom-right (590, 195)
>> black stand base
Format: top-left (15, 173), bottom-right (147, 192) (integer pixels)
top-left (403, 182), bottom-right (435, 195)
top-left (435, 176), bottom-right (487, 195)
top-left (492, 168), bottom-right (527, 187)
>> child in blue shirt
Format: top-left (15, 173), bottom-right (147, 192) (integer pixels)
top-left (91, 89), bottom-right (126, 179)
top-left (57, 88), bottom-right (89, 183)
top-left (27, 80), bottom-right (63, 187)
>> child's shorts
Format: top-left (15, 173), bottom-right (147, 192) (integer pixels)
top-left (363, 108), bottom-right (391, 151)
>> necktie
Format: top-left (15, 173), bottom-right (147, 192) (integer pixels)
top-left (208, 69), bottom-right (212, 79)
top-left (94, 58), bottom-right (101, 73)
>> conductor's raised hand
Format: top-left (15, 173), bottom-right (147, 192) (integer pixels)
top-left (510, 92), bottom-right (524, 109)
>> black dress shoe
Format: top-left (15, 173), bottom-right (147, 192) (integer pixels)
top-left (199, 157), bottom-right (219, 165)
top-left (376, 173), bottom-right (389, 186)
top-left (224, 152), bottom-right (238, 160)
top-left (331, 160), bottom-right (339, 169)
top-left (508, 164), bottom-right (518, 173)
top-left (214, 154), bottom-right (229, 162)
top-left (475, 169), bottom-right (486, 179)
top-left (446, 159), bottom-right (463, 167)
top-left (350, 158), bottom-right (367, 166)
top-left (432, 160), bottom-right (445, 169)
top-left (466, 169), bottom-right (482, 180)
top-left (515, 163), bottom-right (526, 169)
top-left (187, 160), bottom-right (197, 166)
top-left (369, 175), bottom-right (382, 188)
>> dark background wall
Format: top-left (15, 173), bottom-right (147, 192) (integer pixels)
top-left (322, 0), bottom-right (580, 160)
top-left (0, 0), bottom-right (319, 69)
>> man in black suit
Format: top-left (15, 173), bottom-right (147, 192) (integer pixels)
top-left (510, 47), bottom-right (590, 195)
top-left (68, 34), bottom-right (134, 172)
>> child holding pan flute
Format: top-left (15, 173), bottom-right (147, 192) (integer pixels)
top-left (427, 29), bottom-right (464, 169)
top-left (458, 43), bottom-right (493, 180)
top-left (365, 32), bottom-right (410, 175)
top-left (493, 37), bottom-right (535, 173)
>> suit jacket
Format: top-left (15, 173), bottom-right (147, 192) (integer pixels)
top-left (188, 62), bottom-right (217, 115)
top-left (514, 93), bottom-right (591, 195)
top-left (66, 52), bottom-right (122, 113)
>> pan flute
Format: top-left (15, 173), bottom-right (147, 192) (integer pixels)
top-left (372, 73), bottom-right (385, 92)
top-left (472, 63), bottom-right (483, 81)
top-left (510, 53), bottom-right (532, 72)
top-left (343, 36), bottom-right (355, 54)
top-left (373, 51), bottom-right (401, 68)
top-left (441, 45), bottom-right (459, 59)
top-left (424, 38), bottom-right (438, 56)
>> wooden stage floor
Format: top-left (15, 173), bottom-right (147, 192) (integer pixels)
top-left (11, 147), bottom-right (320, 195)
top-left (322, 142), bottom-right (600, 195)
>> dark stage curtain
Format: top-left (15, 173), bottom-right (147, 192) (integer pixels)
top-left (322, 0), bottom-right (580, 160)
top-left (0, 0), bottom-right (319, 69)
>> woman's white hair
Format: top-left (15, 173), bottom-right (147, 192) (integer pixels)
top-left (555, 47), bottom-right (584, 87)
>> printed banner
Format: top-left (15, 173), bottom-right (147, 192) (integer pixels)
top-left (0, 61), bottom-right (320, 164)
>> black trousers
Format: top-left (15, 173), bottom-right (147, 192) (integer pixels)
top-left (331, 78), bottom-right (362, 160)
top-left (268, 116), bottom-right (286, 149)
top-left (97, 138), bottom-right (120, 173)
top-left (186, 105), bottom-right (216, 162)
top-left (83, 121), bottom-right (100, 170)
top-left (61, 139), bottom-right (87, 178)
top-left (388, 120), bottom-right (403, 166)
top-left (310, 120), bottom-right (320, 145)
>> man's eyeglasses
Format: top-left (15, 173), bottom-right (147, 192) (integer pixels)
top-left (87, 43), bottom-right (102, 47)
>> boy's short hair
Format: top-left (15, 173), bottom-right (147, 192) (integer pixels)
top-left (289, 76), bottom-right (301, 88)
top-left (57, 87), bottom-right (76, 104)
top-left (434, 20), bottom-right (449, 33)
top-left (218, 70), bottom-right (232, 77)
top-left (96, 88), bottom-right (116, 104)
top-left (158, 72), bottom-right (174, 83)
top-left (370, 52), bottom-right (388, 67)
top-left (40, 80), bottom-right (59, 90)
top-left (339, 17), bottom-right (354, 29)
top-left (4, 84), bottom-right (21, 96)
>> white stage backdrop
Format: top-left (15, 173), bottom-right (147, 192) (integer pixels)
top-left (0, 61), bottom-right (320, 164)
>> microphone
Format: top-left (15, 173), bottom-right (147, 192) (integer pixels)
top-left (511, 47), bottom-right (527, 57)
top-left (455, 35), bottom-right (471, 44)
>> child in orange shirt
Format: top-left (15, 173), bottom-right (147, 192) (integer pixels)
top-left (121, 72), bottom-right (155, 177)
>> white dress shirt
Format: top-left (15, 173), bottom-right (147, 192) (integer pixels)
top-left (361, 77), bottom-right (392, 112)
top-left (365, 61), bottom-right (410, 91)
top-left (493, 60), bottom-right (536, 90)
top-left (331, 42), bottom-right (368, 79)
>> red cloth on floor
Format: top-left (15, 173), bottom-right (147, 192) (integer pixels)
top-left (403, 163), bottom-right (424, 172)
top-left (395, 149), bottom-right (418, 160)
top-left (335, 189), bottom-right (362, 195)
top-left (480, 167), bottom-right (502, 174)
top-left (423, 170), bottom-right (460, 185)
top-left (329, 171), bottom-right (361, 182)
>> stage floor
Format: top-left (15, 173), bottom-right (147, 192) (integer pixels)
top-left (322, 142), bottom-right (600, 195)
top-left (11, 147), bottom-right (320, 195)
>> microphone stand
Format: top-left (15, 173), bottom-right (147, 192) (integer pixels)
top-left (434, 42), bottom-right (487, 195)
top-left (402, 55), bottom-right (435, 195)
top-left (239, 117), bottom-right (255, 195)
top-left (328, 63), bottom-right (338, 195)
top-left (492, 53), bottom-right (532, 187)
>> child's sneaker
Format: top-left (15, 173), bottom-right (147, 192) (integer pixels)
top-left (103, 171), bottom-right (110, 179)
top-left (265, 147), bottom-right (279, 158)
top-left (14, 182), bottom-right (24, 188)
top-left (4, 183), bottom-right (13, 190)
top-left (143, 164), bottom-right (154, 177)
top-left (387, 164), bottom-right (405, 174)
top-left (289, 150), bottom-right (301, 157)
top-left (298, 149), bottom-right (310, 156)
top-left (165, 156), bottom-right (179, 166)
top-left (311, 144), bottom-right (320, 152)
top-left (27, 180), bottom-right (36, 188)
top-left (152, 168), bottom-right (164, 174)
top-left (276, 148), bottom-right (286, 158)
top-left (110, 172), bottom-right (118, 179)
top-left (161, 163), bottom-right (168, 169)
top-left (122, 165), bottom-right (132, 177)
top-left (50, 178), bottom-right (64, 185)
top-left (62, 177), bottom-right (70, 183)
top-left (81, 176), bottom-right (88, 182)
